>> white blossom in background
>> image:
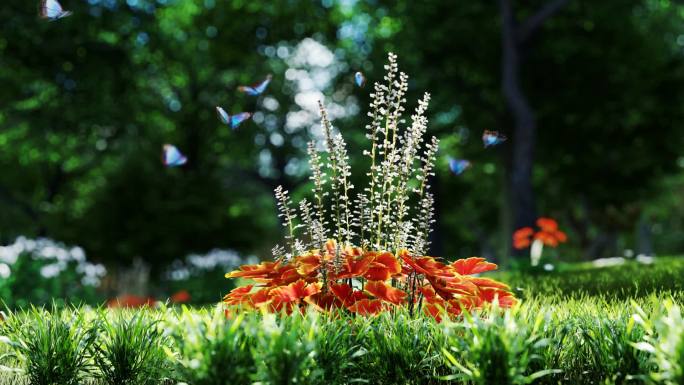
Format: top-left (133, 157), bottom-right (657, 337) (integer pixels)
top-left (0, 236), bottom-right (107, 286)
top-left (283, 38), bottom-right (358, 144)
top-left (166, 249), bottom-right (258, 281)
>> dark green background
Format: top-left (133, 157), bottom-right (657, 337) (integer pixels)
top-left (2, 0), bottom-right (684, 277)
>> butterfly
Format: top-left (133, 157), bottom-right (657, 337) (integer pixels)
top-left (39, 0), bottom-right (72, 20)
top-left (482, 130), bottom-right (507, 148)
top-left (237, 75), bottom-right (272, 96)
top-left (162, 144), bottom-right (187, 167)
top-left (354, 72), bottom-right (366, 87)
top-left (448, 157), bottom-right (471, 175)
top-left (215, 106), bottom-right (252, 129)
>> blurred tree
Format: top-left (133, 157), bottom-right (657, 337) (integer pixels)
top-left (2, 0), bottom-right (684, 275)
top-left (349, 0), bottom-right (684, 260)
top-left (0, 0), bottom-right (340, 274)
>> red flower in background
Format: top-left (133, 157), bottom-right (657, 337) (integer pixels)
top-left (513, 227), bottom-right (534, 249)
top-left (513, 217), bottom-right (567, 249)
top-left (170, 290), bottom-right (191, 304)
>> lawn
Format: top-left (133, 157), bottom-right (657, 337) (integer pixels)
top-left (1, 257), bottom-right (683, 385)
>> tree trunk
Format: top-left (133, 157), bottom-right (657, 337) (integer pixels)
top-left (500, 0), bottom-right (537, 238)
top-left (499, 0), bottom-right (569, 256)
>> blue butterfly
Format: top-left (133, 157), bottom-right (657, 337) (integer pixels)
top-left (482, 130), bottom-right (507, 148)
top-left (448, 157), bottom-right (471, 175)
top-left (39, 0), bottom-right (71, 20)
top-left (354, 72), bottom-right (366, 87)
top-left (162, 144), bottom-right (187, 167)
top-left (216, 106), bottom-right (252, 129)
top-left (237, 75), bottom-right (272, 96)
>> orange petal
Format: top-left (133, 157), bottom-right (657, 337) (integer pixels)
top-left (225, 262), bottom-right (279, 279)
top-left (330, 283), bottom-right (365, 307)
top-left (248, 288), bottom-right (272, 307)
top-left (348, 299), bottom-right (384, 316)
top-left (336, 254), bottom-right (374, 279)
top-left (513, 238), bottom-right (531, 249)
top-left (270, 265), bottom-right (302, 286)
top-left (452, 257), bottom-right (498, 275)
top-left (223, 285), bottom-right (254, 305)
top-left (364, 281), bottom-right (407, 305)
top-left (305, 292), bottom-right (341, 311)
top-left (479, 288), bottom-right (518, 307)
top-left (363, 264), bottom-right (392, 281)
top-left (325, 239), bottom-right (337, 255)
top-left (554, 230), bottom-right (568, 243)
top-left (295, 254), bottom-right (321, 276)
top-left (374, 252), bottom-right (402, 275)
top-left (536, 217), bottom-right (558, 232)
top-left (419, 285), bottom-right (440, 302)
top-left (401, 255), bottom-right (450, 277)
top-left (269, 296), bottom-right (295, 314)
top-left (428, 275), bottom-right (478, 300)
top-left (423, 303), bottom-right (444, 322)
top-left (270, 280), bottom-right (321, 303)
top-left (513, 227), bottom-right (534, 239)
top-left (469, 277), bottom-right (511, 290)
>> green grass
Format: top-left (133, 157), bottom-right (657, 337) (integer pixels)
top-left (90, 311), bottom-right (172, 385)
top-left (498, 257), bottom-right (684, 300)
top-left (0, 258), bottom-right (683, 385)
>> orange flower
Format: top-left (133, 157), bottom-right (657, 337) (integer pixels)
top-left (469, 277), bottom-right (511, 291)
top-left (513, 227), bottom-right (534, 249)
top-left (224, 240), bottom-right (516, 317)
top-left (363, 252), bottom-right (402, 281)
top-left (364, 280), bottom-right (407, 305)
top-left (334, 254), bottom-right (374, 279)
top-left (513, 219), bottom-right (567, 249)
top-left (536, 217), bottom-right (558, 232)
top-left (270, 279), bottom-right (321, 303)
top-left (225, 261), bottom-right (279, 280)
top-left (330, 282), bottom-right (366, 307)
top-left (295, 254), bottom-right (321, 276)
top-left (223, 286), bottom-right (271, 308)
top-left (401, 254), bottom-right (451, 277)
top-left (269, 264), bottom-right (303, 286)
top-left (427, 275), bottom-right (478, 300)
top-left (478, 288), bottom-right (518, 308)
top-left (534, 231), bottom-right (559, 247)
top-left (348, 299), bottom-right (384, 316)
top-left (305, 292), bottom-right (341, 311)
top-left (223, 285), bottom-right (253, 305)
top-left (452, 257), bottom-right (498, 275)
top-left (555, 230), bottom-right (568, 243)
top-left (418, 285), bottom-right (441, 303)
top-left (423, 302), bottom-right (445, 322)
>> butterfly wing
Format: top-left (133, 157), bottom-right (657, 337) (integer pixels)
top-left (251, 75), bottom-right (272, 95)
top-left (355, 72), bottom-right (366, 87)
top-left (40, 0), bottom-right (70, 19)
top-left (482, 130), bottom-right (507, 148)
top-left (238, 75), bottom-right (272, 96)
top-left (215, 106), bottom-right (231, 125)
top-left (448, 158), bottom-right (471, 175)
top-left (163, 144), bottom-right (187, 167)
top-left (230, 112), bottom-right (252, 129)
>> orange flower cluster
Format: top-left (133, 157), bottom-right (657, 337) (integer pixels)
top-left (513, 217), bottom-right (567, 249)
top-left (224, 240), bottom-right (517, 320)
